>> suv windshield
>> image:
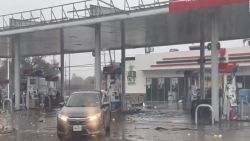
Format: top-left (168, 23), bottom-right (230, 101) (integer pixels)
top-left (66, 92), bottom-right (100, 107)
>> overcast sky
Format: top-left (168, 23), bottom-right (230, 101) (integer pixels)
top-left (0, 0), bottom-right (245, 79)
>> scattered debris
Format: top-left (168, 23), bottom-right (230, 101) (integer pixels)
top-left (171, 128), bottom-right (194, 131)
top-left (0, 113), bottom-right (14, 134)
top-left (127, 134), bottom-right (144, 140)
top-left (135, 127), bottom-right (150, 130)
top-left (128, 135), bottom-right (136, 137)
top-left (124, 108), bottom-right (142, 115)
top-left (38, 119), bottom-right (45, 122)
top-left (137, 136), bottom-right (144, 139)
top-left (155, 127), bottom-right (168, 131)
top-left (143, 105), bottom-right (154, 109)
top-left (155, 127), bottom-right (194, 132)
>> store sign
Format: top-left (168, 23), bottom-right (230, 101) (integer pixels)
top-left (169, 0), bottom-right (248, 13)
top-left (219, 62), bottom-right (237, 73)
top-left (127, 64), bottom-right (136, 85)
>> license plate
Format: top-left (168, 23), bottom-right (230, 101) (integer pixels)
top-left (73, 125), bottom-right (82, 131)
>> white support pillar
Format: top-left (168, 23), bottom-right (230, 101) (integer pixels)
top-left (95, 23), bottom-right (102, 91)
top-left (7, 38), bottom-right (11, 99)
top-left (68, 54), bottom-right (71, 94)
top-left (200, 13), bottom-right (205, 99)
top-left (121, 20), bottom-right (126, 111)
top-left (60, 29), bottom-right (65, 100)
top-left (14, 35), bottom-right (21, 110)
top-left (211, 13), bottom-right (220, 122)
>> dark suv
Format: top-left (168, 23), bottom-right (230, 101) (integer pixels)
top-left (57, 91), bottom-right (111, 140)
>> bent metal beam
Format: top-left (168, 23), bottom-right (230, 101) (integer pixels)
top-left (0, 8), bottom-right (169, 37)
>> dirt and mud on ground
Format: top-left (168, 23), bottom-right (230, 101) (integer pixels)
top-left (0, 105), bottom-right (250, 141)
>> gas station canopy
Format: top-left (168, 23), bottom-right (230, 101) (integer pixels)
top-left (0, 0), bottom-right (250, 57)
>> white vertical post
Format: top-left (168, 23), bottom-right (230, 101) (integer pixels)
top-left (7, 38), bottom-right (10, 99)
top-left (68, 54), bottom-right (71, 95)
top-left (26, 77), bottom-right (30, 109)
top-left (211, 13), bottom-right (220, 122)
top-left (121, 20), bottom-right (126, 111)
top-left (7, 59), bottom-right (10, 99)
top-left (200, 12), bottom-right (205, 99)
top-left (14, 35), bottom-right (21, 110)
top-left (60, 29), bottom-right (65, 100)
top-left (95, 23), bottom-right (102, 91)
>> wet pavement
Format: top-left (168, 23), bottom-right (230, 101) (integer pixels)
top-left (0, 104), bottom-right (250, 141)
top-left (123, 108), bottom-right (250, 141)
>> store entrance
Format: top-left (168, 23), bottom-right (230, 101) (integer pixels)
top-left (146, 77), bottom-right (184, 103)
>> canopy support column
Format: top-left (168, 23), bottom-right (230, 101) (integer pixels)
top-left (121, 20), bottom-right (126, 111)
top-left (13, 35), bottom-right (21, 110)
top-left (211, 13), bottom-right (220, 122)
top-left (200, 13), bottom-right (205, 99)
top-left (95, 23), bottom-right (102, 91)
top-left (60, 29), bottom-right (65, 100)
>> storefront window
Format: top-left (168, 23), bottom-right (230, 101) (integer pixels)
top-left (145, 77), bottom-right (184, 102)
top-left (236, 76), bottom-right (244, 89)
top-left (245, 76), bottom-right (250, 89)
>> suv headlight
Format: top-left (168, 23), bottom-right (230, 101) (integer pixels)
top-left (88, 113), bottom-right (101, 121)
top-left (58, 114), bottom-right (68, 122)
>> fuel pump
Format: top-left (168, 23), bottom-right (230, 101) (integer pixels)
top-left (219, 49), bottom-right (240, 120)
top-left (221, 63), bottom-right (239, 120)
top-left (24, 69), bottom-right (47, 109)
top-left (0, 80), bottom-right (9, 106)
top-left (103, 64), bottom-right (122, 112)
top-left (46, 75), bottom-right (59, 108)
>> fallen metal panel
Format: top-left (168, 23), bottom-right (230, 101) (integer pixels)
top-left (64, 25), bottom-right (95, 52)
top-left (0, 37), bottom-right (10, 57)
top-left (0, 7), bottom-right (168, 37)
top-left (20, 29), bottom-right (61, 56)
top-left (101, 21), bottom-right (121, 50)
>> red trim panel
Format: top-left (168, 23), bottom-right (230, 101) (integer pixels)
top-left (162, 52), bottom-right (250, 61)
top-left (169, 0), bottom-right (248, 13)
top-left (229, 52), bottom-right (250, 57)
top-left (151, 63), bottom-right (199, 67)
top-left (151, 60), bottom-right (250, 68)
top-left (163, 56), bottom-right (211, 60)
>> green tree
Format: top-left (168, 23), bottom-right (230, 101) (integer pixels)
top-left (0, 57), bottom-right (59, 79)
top-left (65, 74), bottom-right (95, 90)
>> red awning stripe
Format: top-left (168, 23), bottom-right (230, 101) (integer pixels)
top-left (229, 52), bottom-right (250, 57)
top-left (163, 55), bottom-right (211, 60)
top-left (151, 60), bottom-right (250, 68)
top-left (162, 52), bottom-right (250, 61)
